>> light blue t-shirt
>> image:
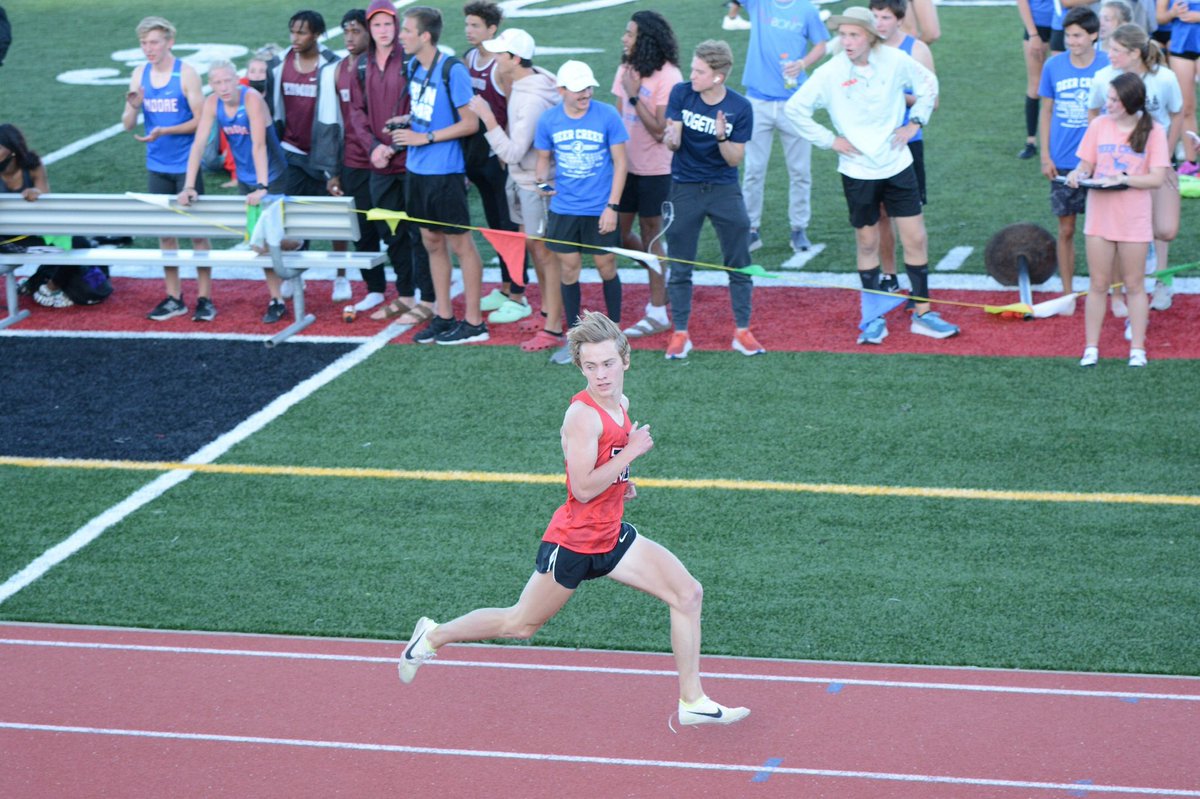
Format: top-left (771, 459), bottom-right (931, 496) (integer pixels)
top-left (740, 0), bottom-right (829, 102)
top-left (1039, 50), bottom-right (1109, 170)
top-left (406, 55), bottom-right (476, 176)
top-left (534, 101), bottom-right (628, 216)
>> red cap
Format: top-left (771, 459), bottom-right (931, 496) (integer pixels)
top-left (367, 0), bottom-right (397, 19)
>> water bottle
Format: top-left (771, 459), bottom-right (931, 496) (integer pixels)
top-left (781, 53), bottom-right (797, 91)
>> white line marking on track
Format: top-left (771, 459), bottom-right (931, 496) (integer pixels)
top-left (2, 722), bottom-right (1197, 796)
top-left (935, 245), bottom-right (974, 271)
top-left (779, 243), bottom-right (826, 269)
top-left (0, 329), bottom-right (373, 344)
top-left (0, 321), bottom-right (407, 605)
top-left (3, 638), bottom-right (1197, 702)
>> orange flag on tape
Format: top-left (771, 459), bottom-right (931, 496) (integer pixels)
top-left (480, 228), bottom-right (528, 287)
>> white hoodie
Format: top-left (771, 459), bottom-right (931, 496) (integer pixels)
top-left (483, 66), bottom-right (561, 189)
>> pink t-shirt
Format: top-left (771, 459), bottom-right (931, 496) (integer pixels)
top-left (611, 62), bottom-right (683, 176)
top-left (1077, 115), bottom-right (1170, 242)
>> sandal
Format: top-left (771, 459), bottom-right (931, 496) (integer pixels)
top-left (521, 329), bottom-right (564, 352)
top-left (395, 304), bottom-right (435, 325)
top-left (369, 298), bottom-right (412, 321)
top-left (518, 312), bottom-right (546, 333)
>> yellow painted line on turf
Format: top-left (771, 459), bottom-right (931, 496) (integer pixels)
top-left (3, 455), bottom-right (1199, 507)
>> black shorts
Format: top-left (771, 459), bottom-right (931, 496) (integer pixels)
top-left (535, 522), bottom-right (638, 590)
top-left (1170, 49), bottom-right (1200, 60)
top-left (1023, 25), bottom-right (1052, 42)
top-left (618, 173), bottom-right (672, 218)
top-left (1049, 28), bottom-right (1065, 52)
top-left (406, 171), bottom-right (471, 232)
top-left (842, 165), bottom-right (923, 228)
top-left (148, 170), bottom-right (202, 195)
top-left (545, 210), bottom-right (621, 254)
top-left (1049, 167), bottom-right (1087, 217)
top-left (1153, 28), bottom-right (1172, 46)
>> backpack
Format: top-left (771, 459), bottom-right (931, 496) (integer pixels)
top-left (407, 54), bottom-right (491, 173)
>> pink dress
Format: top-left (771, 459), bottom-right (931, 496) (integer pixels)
top-left (1076, 115), bottom-right (1169, 243)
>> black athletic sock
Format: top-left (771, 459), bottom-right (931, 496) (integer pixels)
top-left (1025, 96), bottom-right (1039, 140)
top-left (905, 263), bottom-right (930, 303)
top-left (562, 282), bottom-right (582, 329)
top-left (602, 274), bottom-right (622, 324)
top-left (858, 266), bottom-right (882, 291)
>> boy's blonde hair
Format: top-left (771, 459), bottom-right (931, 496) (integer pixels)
top-left (567, 311), bottom-right (630, 368)
top-left (136, 16), bottom-right (176, 40)
top-left (693, 39), bottom-right (734, 78)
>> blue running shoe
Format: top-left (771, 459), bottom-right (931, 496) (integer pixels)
top-left (857, 316), bottom-right (887, 345)
top-left (910, 311), bottom-right (959, 339)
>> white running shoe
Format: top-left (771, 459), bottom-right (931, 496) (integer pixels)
top-left (398, 617), bottom-right (439, 684)
top-left (332, 275), bottom-right (352, 302)
top-left (1080, 346), bottom-right (1099, 367)
top-left (1150, 282), bottom-right (1173, 311)
top-left (678, 696), bottom-right (751, 726)
top-left (354, 291), bottom-right (385, 313)
top-left (1129, 348), bottom-right (1147, 368)
top-left (280, 275), bottom-right (303, 299)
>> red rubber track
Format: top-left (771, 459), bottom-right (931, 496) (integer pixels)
top-left (14, 278), bottom-right (1200, 359)
top-left (2, 622), bottom-right (1198, 798)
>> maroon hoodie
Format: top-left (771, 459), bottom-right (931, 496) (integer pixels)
top-left (349, 43), bottom-right (411, 175)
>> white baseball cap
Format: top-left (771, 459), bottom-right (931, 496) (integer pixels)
top-left (556, 60), bottom-right (599, 92)
top-left (482, 28), bottom-right (535, 61)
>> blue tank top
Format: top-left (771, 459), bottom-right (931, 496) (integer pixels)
top-left (141, 59), bottom-right (195, 173)
top-left (899, 36), bottom-right (923, 144)
top-left (1170, 3), bottom-right (1200, 55)
top-left (217, 87), bottom-right (286, 186)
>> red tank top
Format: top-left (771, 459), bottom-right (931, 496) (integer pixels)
top-left (542, 390), bottom-right (631, 554)
top-left (467, 49), bottom-right (508, 131)
top-left (281, 51), bottom-right (319, 153)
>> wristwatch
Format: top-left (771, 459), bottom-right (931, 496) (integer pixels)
top-left (716, 133), bottom-right (730, 143)
top-left (426, 131), bottom-right (436, 144)
top-left (628, 96), bottom-right (639, 107)
top-left (254, 183), bottom-right (269, 191)
top-left (910, 117), bottom-right (925, 128)
top-left (606, 203), bottom-right (620, 212)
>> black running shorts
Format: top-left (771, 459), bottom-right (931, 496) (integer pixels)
top-left (535, 522), bottom-right (638, 589)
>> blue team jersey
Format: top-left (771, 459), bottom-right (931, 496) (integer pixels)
top-left (899, 36), bottom-right (923, 144)
top-left (739, 0), bottom-right (829, 101)
top-left (534, 101), bottom-right (628, 216)
top-left (217, 87), bottom-right (287, 185)
top-left (1039, 50), bottom-right (1109, 169)
top-left (141, 59), bottom-right (195, 174)
top-left (406, 55), bottom-right (476, 176)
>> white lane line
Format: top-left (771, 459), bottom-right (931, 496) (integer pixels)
top-left (1, 722), bottom-right (1196, 796)
top-left (0, 321), bottom-right (406, 605)
top-left (779, 243), bottom-right (826, 269)
top-left (3, 638), bottom-right (1197, 702)
top-left (0, 329), bottom-right (373, 343)
top-left (935, 245), bottom-right (974, 271)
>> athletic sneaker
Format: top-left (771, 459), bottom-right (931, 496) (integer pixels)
top-left (280, 275), bottom-right (303, 299)
top-left (192, 296), bottom-right (217, 322)
top-left (487, 298), bottom-right (532, 325)
top-left (732, 328), bottom-right (765, 356)
top-left (331, 275), bottom-right (352, 303)
top-left (1129, 348), bottom-right (1147, 368)
top-left (857, 316), bottom-right (887, 345)
top-left (148, 295), bottom-right (187, 321)
top-left (436, 319), bottom-right (490, 345)
top-left (879, 274), bottom-right (900, 293)
top-left (34, 284), bottom-right (74, 308)
top-left (1080, 346), bottom-right (1099, 367)
top-left (721, 14), bottom-right (751, 30)
top-left (354, 291), bottom-right (386, 313)
top-left (480, 288), bottom-right (508, 312)
top-left (910, 311), bottom-right (959, 339)
top-left (1150, 282), bottom-right (1173, 311)
top-left (398, 616), bottom-right (439, 684)
top-left (747, 229), bottom-right (762, 253)
top-left (262, 298), bottom-right (287, 324)
top-left (414, 314), bottom-right (457, 344)
top-left (549, 343), bottom-right (574, 365)
top-left (790, 228), bottom-right (811, 252)
top-left (1017, 142), bottom-right (1037, 160)
top-left (1177, 161), bottom-right (1199, 176)
top-left (678, 696), bottom-right (751, 726)
top-left (665, 331), bottom-right (692, 360)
